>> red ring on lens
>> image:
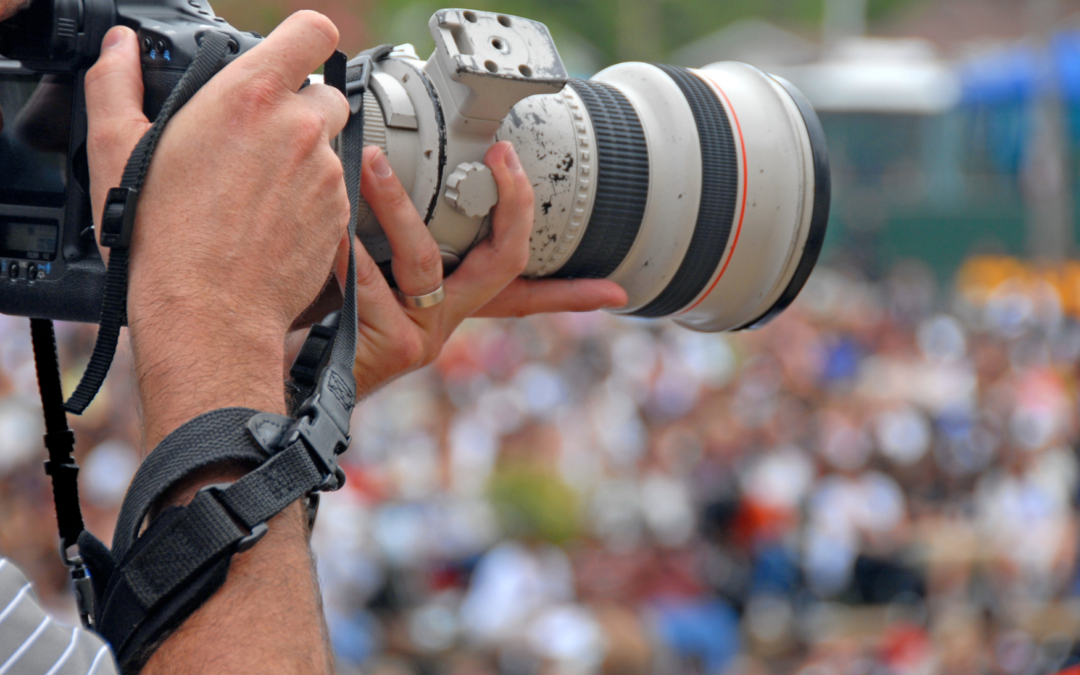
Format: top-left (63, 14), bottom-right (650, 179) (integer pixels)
top-left (678, 78), bottom-right (748, 315)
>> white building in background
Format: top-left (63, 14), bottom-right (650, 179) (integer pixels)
top-left (771, 38), bottom-right (962, 115)
top-left (672, 18), bottom-right (961, 116)
top-left (671, 19), bottom-right (820, 69)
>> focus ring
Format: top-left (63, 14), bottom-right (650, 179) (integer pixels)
top-left (355, 90), bottom-right (387, 232)
top-left (633, 65), bottom-right (739, 318)
top-left (553, 79), bottom-right (650, 280)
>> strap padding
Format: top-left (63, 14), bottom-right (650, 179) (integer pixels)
top-left (111, 407), bottom-right (270, 560)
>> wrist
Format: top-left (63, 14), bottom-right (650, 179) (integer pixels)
top-left (129, 307), bottom-right (289, 448)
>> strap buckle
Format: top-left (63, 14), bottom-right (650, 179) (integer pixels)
top-left (58, 540), bottom-right (95, 628)
top-left (289, 312), bottom-right (340, 402)
top-left (196, 483), bottom-right (270, 552)
top-left (344, 44), bottom-right (392, 99)
top-left (283, 363), bottom-right (355, 492)
top-left (99, 186), bottom-right (139, 249)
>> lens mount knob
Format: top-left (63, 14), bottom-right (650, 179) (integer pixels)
top-left (444, 162), bottom-right (498, 219)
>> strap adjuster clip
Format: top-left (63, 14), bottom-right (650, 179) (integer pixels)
top-left (285, 363), bottom-right (355, 492)
top-left (237, 523), bottom-right (269, 552)
top-left (197, 483), bottom-right (270, 553)
top-left (100, 187), bottom-right (139, 249)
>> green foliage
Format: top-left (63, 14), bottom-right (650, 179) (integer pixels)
top-left (211, 0), bottom-right (375, 56)
top-left (488, 465), bottom-right (581, 545)
top-left (368, 0), bottom-right (922, 67)
top-left (867, 0), bottom-right (920, 21)
top-left (209, 0), bottom-right (923, 68)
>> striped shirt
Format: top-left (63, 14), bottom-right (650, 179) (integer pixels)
top-left (0, 559), bottom-right (117, 675)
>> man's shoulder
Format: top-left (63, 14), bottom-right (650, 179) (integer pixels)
top-left (0, 558), bottom-right (117, 675)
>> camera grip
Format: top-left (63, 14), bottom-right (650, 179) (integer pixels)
top-left (142, 67), bottom-right (186, 121)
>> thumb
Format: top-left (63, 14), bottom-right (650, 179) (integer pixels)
top-left (85, 26), bottom-right (150, 233)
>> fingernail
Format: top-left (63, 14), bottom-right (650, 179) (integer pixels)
top-left (505, 146), bottom-right (522, 173)
top-left (101, 27), bottom-right (126, 51)
top-left (372, 150), bottom-right (393, 178)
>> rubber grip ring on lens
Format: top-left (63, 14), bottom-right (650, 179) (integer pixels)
top-left (553, 80), bottom-right (650, 280)
top-left (633, 65), bottom-right (740, 319)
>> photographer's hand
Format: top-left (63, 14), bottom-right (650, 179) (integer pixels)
top-left (87, 17), bottom-right (349, 449)
top-left (85, 13), bottom-right (348, 674)
top-left (0, 0), bottom-right (28, 22)
top-left (343, 143), bottom-right (628, 397)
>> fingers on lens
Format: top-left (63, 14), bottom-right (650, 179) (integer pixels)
top-left (473, 279), bottom-right (627, 319)
top-left (486, 143), bottom-right (533, 272)
top-left (401, 239), bottom-right (444, 292)
top-left (353, 242), bottom-right (395, 304)
top-left (357, 149), bottom-right (447, 297)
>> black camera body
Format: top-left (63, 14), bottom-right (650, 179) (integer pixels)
top-left (0, 0), bottom-right (260, 322)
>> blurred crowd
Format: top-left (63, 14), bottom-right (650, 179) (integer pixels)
top-left (4, 258), bottom-right (1080, 675)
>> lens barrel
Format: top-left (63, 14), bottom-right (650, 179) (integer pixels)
top-left (500, 62), bottom-right (830, 332)
top-left (359, 45), bottom-right (830, 333)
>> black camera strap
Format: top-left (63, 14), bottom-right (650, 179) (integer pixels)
top-left (26, 40), bottom-right (385, 673)
top-left (29, 318), bottom-right (96, 627)
top-left (28, 31), bottom-right (236, 635)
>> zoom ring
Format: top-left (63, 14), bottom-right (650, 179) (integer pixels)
top-left (553, 79), bottom-right (650, 280)
top-left (633, 65), bottom-right (740, 318)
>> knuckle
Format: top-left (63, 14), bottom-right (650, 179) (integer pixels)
top-left (84, 61), bottom-right (109, 90)
top-left (84, 48), bottom-right (125, 89)
top-left (337, 189), bottom-right (351, 218)
top-left (321, 153), bottom-right (345, 186)
top-left (87, 124), bottom-right (117, 154)
top-left (386, 187), bottom-right (413, 213)
top-left (395, 332), bottom-right (426, 370)
top-left (334, 89), bottom-right (350, 116)
top-left (414, 243), bottom-right (443, 278)
top-left (501, 253), bottom-right (529, 279)
top-left (293, 108), bottom-right (327, 148)
top-left (235, 73), bottom-right (282, 114)
top-left (87, 119), bottom-right (145, 158)
top-left (320, 87), bottom-right (349, 127)
top-left (354, 255), bottom-right (383, 289)
top-left (490, 240), bottom-right (529, 277)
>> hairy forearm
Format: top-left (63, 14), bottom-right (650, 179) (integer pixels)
top-left (130, 313), bottom-right (332, 674)
top-left (129, 308), bottom-right (288, 449)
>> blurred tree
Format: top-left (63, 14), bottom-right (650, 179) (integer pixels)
top-left (207, 0), bottom-right (923, 68)
top-left (488, 465), bottom-right (581, 545)
top-left (366, 0), bottom-right (923, 67)
top-left (211, 0), bottom-right (375, 56)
